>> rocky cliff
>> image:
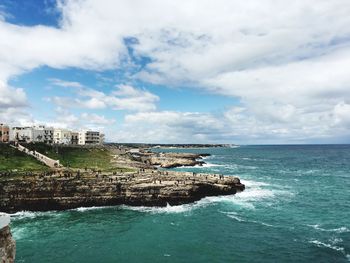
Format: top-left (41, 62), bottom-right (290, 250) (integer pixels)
top-left (0, 170), bottom-right (244, 213)
top-left (145, 152), bottom-right (209, 168)
top-left (0, 216), bottom-right (16, 263)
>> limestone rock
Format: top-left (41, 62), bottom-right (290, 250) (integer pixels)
top-left (0, 226), bottom-right (16, 263)
top-left (0, 170), bottom-right (244, 212)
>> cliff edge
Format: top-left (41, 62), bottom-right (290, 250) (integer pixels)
top-left (0, 170), bottom-right (244, 213)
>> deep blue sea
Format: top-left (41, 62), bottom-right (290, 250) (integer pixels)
top-left (10, 145), bottom-right (350, 262)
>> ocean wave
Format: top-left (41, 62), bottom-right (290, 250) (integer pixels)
top-left (122, 203), bottom-right (200, 214)
top-left (10, 210), bottom-right (60, 220)
top-left (201, 155), bottom-right (215, 160)
top-left (202, 162), bottom-right (224, 168)
top-left (122, 178), bottom-right (288, 214)
top-left (73, 206), bottom-right (111, 212)
top-left (242, 180), bottom-right (270, 187)
top-left (9, 178), bottom-right (288, 216)
top-left (222, 163), bottom-right (258, 170)
top-left (309, 239), bottom-right (345, 253)
top-left (227, 214), bottom-right (245, 222)
top-left (11, 227), bottom-right (28, 240)
top-left (174, 162), bottom-right (224, 169)
top-left (221, 211), bottom-right (274, 227)
top-left (308, 224), bottom-right (350, 233)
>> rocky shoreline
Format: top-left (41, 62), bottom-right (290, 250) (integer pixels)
top-left (127, 150), bottom-right (210, 168)
top-left (0, 169), bottom-right (244, 213)
top-left (147, 153), bottom-right (210, 168)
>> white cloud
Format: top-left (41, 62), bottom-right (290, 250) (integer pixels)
top-left (47, 83), bottom-right (159, 112)
top-left (46, 107), bottom-right (115, 130)
top-left (0, 81), bottom-right (27, 108)
top-left (49, 78), bottom-right (84, 88)
top-left (81, 112), bottom-right (115, 125)
top-left (1, 0), bottom-right (350, 142)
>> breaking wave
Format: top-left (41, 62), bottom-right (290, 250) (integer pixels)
top-left (10, 211), bottom-right (60, 220)
top-left (123, 179), bottom-right (290, 214)
top-left (308, 224), bottom-right (350, 233)
top-left (222, 211), bottom-right (274, 227)
top-left (309, 239), bottom-right (345, 252)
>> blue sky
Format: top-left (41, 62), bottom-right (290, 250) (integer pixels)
top-left (1, 0), bottom-right (350, 143)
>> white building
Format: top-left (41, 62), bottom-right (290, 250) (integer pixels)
top-left (78, 130), bottom-right (104, 145)
top-left (10, 126), bottom-right (54, 143)
top-left (34, 126), bottom-right (54, 144)
top-left (53, 129), bottom-right (72, 144)
top-left (71, 132), bottom-right (79, 145)
top-left (10, 127), bottom-right (33, 143)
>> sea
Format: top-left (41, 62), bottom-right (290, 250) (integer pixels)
top-left (9, 145), bottom-right (350, 262)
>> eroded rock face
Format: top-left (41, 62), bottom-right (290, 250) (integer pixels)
top-left (0, 170), bottom-right (244, 213)
top-left (0, 226), bottom-right (16, 263)
top-left (147, 153), bottom-right (209, 168)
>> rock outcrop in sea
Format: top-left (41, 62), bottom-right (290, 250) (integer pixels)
top-left (129, 151), bottom-right (210, 168)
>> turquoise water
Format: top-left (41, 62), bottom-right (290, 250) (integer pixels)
top-left (10, 145), bottom-right (350, 262)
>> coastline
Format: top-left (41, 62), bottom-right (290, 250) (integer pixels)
top-left (0, 144), bottom-right (245, 214)
top-left (0, 169), bottom-right (244, 213)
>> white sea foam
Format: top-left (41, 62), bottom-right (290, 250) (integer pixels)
top-left (242, 180), bottom-right (270, 187)
top-left (309, 239), bottom-right (345, 253)
top-left (201, 155), bottom-right (215, 160)
top-left (221, 211), bottom-right (274, 227)
top-left (9, 211), bottom-right (56, 220)
top-left (222, 163), bottom-right (258, 170)
top-left (73, 206), bottom-right (111, 212)
top-left (122, 178), bottom-right (287, 214)
top-left (308, 224), bottom-right (350, 233)
top-left (227, 214), bottom-right (245, 222)
top-left (122, 203), bottom-right (200, 214)
top-left (202, 162), bottom-right (224, 168)
top-left (11, 227), bottom-right (27, 240)
top-left (175, 162), bottom-right (224, 169)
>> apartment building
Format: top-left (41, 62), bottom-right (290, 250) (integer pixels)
top-left (53, 129), bottom-right (72, 144)
top-left (34, 126), bottom-right (54, 144)
top-left (10, 127), bottom-right (34, 143)
top-left (0, 124), bottom-right (10, 143)
top-left (4, 124), bottom-right (104, 145)
top-left (10, 126), bottom-right (54, 143)
top-left (78, 130), bottom-right (104, 145)
top-left (71, 132), bottom-right (79, 145)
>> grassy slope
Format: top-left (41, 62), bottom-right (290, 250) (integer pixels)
top-left (0, 144), bottom-right (48, 172)
top-left (24, 143), bottom-right (133, 171)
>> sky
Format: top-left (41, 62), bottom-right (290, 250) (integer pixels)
top-left (0, 0), bottom-right (350, 144)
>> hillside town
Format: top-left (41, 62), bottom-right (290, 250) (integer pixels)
top-left (0, 123), bottom-right (104, 145)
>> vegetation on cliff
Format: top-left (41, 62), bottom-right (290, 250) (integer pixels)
top-left (7, 143), bottom-right (133, 172)
top-left (0, 144), bottom-right (48, 172)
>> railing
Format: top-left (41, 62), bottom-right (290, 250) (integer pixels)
top-left (14, 144), bottom-right (62, 168)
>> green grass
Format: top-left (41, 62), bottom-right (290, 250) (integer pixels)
top-left (0, 144), bottom-right (48, 172)
top-left (24, 143), bottom-right (134, 171)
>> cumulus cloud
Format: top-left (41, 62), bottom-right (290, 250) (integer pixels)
top-left (49, 78), bottom-right (84, 88)
top-left (0, 81), bottom-right (27, 108)
top-left (1, 0), bottom-right (350, 142)
top-left (47, 107), bottom-right (115, 130)
top-left (47, 82), bottom-right (159, 112)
